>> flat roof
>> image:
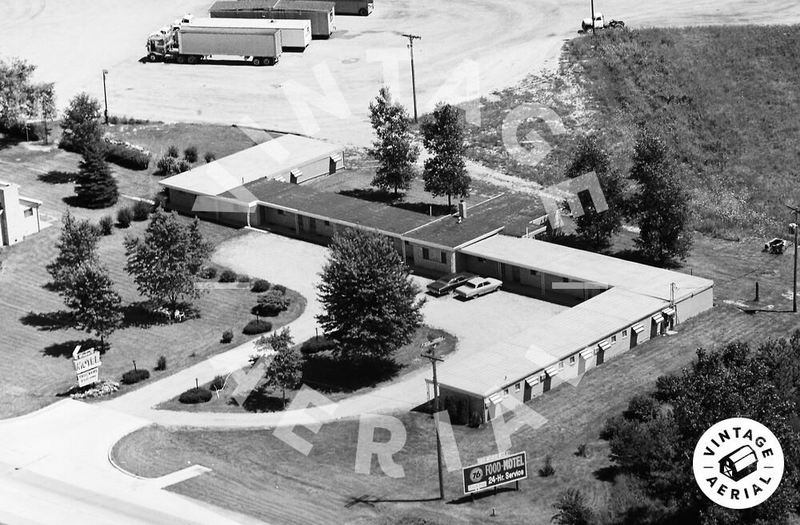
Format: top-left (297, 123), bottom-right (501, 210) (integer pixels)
top-left (159, 134), bottom-right (343, 197)
top-left (210, 0), bottom-right (336, 13)
top-left (187, 17), bottom-right (310, 30)
top-left (460, 235), bottom-right (713, 302)
top-left (441, 288), bottom-right (669, 395)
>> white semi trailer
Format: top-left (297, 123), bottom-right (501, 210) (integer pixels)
top-left (146, 16), bottom-right (283, 65)
top-left (189, 17), bottom-right (311, 50)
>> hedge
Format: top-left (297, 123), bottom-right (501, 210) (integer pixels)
top-left (219, 269), bottom-right (237, 283)
top-left (121, 369), bottom-right (150, 385)
top-left (252, 289), bottom-right (290, 317)
top-left (131, 200), bottom-right (153, 221)
top-left (116, 207), bottom-right (133, 228)
top-left (179, 387), bottom-right (212, 404)
top-left (243, 319), bottom-right (272, 335)
top-left (105, 143), bottom-right (151, 170)
top-left (300, 336), bottom-right (336, 355)
top-left (251, 279), bottom-right (271, 292)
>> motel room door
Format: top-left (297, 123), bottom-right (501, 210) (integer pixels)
top-left (596, 348), bottom-right (605, 366)
top-left (630, 330), bottom-right (638, 349)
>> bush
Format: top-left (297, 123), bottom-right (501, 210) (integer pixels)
top-left (243, 319), bottom-right (272, 335)
top-left (2, 121), bottom-right (44, 142)
top-left (105, 143), bottom-right (151, 170)
top-left (183, 145), bottom-right (198, 163)
top-left (576, 443), bottom-right (588, 458)
top-left (251, 279), bottom-right (271, 292)
top-left (116, 206), bottom-right (133, 228)
top-left (156, 155), bottom-right (178, 175)
top-left (210, 375), bottom-right (226, 391)
top-left (236, 274), bottom-right (251, 283)
top-left (152, 191), bottom-right (168, 210)
top-left (272, 284), bottom-right (287, 295)
top-left (131, 200), bottom-right (153, 221)
top-left (99, 215), bottom-right (114, 235)
top-left (204, 151), bottom-right (216, 163)
top-left (199, 267), bottom-right (218, 279)
top-left (252, 289), bottom-right (290, 317)
top-left (539, 455), bottom-right (555, 477)
top-left (167, 145), bottom-right (179, 158)
top-left (155, 355), bottom-right (167, 371)
top-left (221, 329), bottom-right (234, 343)
top-left (219, 269), bottom-right (237, 283)
top-left (177, 159), bottom-right (191, 173)
top-left (300, 336), bottom-right (336, 355)
top-left (121, 368), bottom-right (150, 385)
top-left (178, 387), bottom-right (212, 404)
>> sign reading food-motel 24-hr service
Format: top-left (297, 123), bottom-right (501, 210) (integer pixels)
top-left (463, 452), bottom-right (527, 494)
top-left (72, 345), bottom-right (101, 388)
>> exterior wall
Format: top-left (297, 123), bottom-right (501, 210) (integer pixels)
top-left (0, 184), bottom-right (41, 246)
top-left (19, 201), bottom-right (40, 237)
top-left (676, 287), bottom-right (714, 322)
top-left (439, 385), bottom-right (484, 426)
top-left (462, 254), bottom-right (501, 279)
top-left (168, 189), bottom-right (197, 215)
top-left (408, 243), bottom-right (453, 276)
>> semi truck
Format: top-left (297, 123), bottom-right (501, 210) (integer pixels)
top-left (210, 0), bottom-right (336, 39)
top-left (146, 16), bottom-right (282, 65)
top-left (306, 0), bottom-right (373, 16)
top-left (190, 17), bottom-right (311, 50)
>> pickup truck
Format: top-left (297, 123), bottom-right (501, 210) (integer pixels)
top-left (581, 13), bottom-right (625, 32)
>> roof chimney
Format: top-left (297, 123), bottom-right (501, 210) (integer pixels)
top-left (458, 199), bottom-right (467, 221)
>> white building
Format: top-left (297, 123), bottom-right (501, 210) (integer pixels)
top-left (0, 180), bottom-right (42, 246)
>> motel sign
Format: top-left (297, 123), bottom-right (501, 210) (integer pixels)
top-left (72, 345), bottom-right (102, 388)
top-left (462, 451), bottom-right (527, 494)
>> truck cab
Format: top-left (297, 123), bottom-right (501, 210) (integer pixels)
top-left (582, 13), bottom-right (604, 31)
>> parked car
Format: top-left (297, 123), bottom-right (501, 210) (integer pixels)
top-left (764, 237), bottom-right (788, 254)
top-left (427, 272), bottom-right (475, 296)
top-left (453, 276), bottom-right (502, 299)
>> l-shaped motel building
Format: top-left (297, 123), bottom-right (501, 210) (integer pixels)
top-left (161, 134), bottom-right (714, 424)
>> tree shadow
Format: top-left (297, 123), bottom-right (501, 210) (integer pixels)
top-left (38, 170), bottom-right (76, 184)
top-left (42, 338), bottom-right (101, 358)
top-left (0, 133), bottom-right (23, 151)
top-left (344, 494), bottom-right (440, 508)
top-left (122, 301), bottom-right (199, 328)
top-left (593, 465), bottom-right (621, 482)
top-left (612, 249), bottom-right (683, 270)
top-left (236, 387), bottom-right (288, 413)
top-left (301, 354), bottom-right (401, 394)
top-left (393, 201), bottom-right (453, 216)
top-left (447, 485), bottom-right (519, 505)
top-left (339, 188), bottom-right (397, 204)
top-left (62, 195), bottom-right (89, 208)
top-left (20, 310), bottom-right (74, 331)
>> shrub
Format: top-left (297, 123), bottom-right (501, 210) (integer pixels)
top-left (243, 319), bottom-right (272, 335)
top-left (236, 274), bottom-right (251, 283)
top-left (177, 159), bottom-right (191, 173)
top-left (183, 145), bottom-right (198, 163)
top-left (204, 151), bottom-right (216, 163)
top-left (539, 455), bottom-right (555, 477)
top-left (210, 375), bottom-right (226, 391)
top-left (300, 336), bottom-right (336, 355)
top-left (272, 284), bottom-right (286, 295)
top-left (156, 155), bottom-right (178, 175)
top-left (131, 200), bottom-right (153, 221)
top-left (251, 279), bottom-right (271, 292)
top-left (152, 192), bottom-right (168, 210)
top-left (179, 387), bottom-right (212, 404)
top-left (576, 443), bottom-right (588, 458)
top-left (167, 145), bottom-right (179, 158)
top-left (221, 329), bottom-right (234, 343)
top-left (155, 355), bottom-right (167, 371)
top-left (116, 206), bottom-right (133, 228)
top-left (99, 215), bottom-right (114, 235)
top-left (105, 143), bottom-right (151, 170)
top-left (121, 368), bottom-right (150, 385)
top-left (199, 267), bottom-right (217, 279)
top-left (252, 289), bottom-right (290, 317)
top-left (219, 269), bottom-right (237, 283)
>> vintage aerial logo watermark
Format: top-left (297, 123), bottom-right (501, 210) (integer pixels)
top-left (693, 417), bottom-right (784, 509)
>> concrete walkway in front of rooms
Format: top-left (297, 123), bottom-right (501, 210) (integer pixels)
top-left (102, 230), bottom-right (566, 428)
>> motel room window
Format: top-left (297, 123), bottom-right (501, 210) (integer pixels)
top-left (503, 388), bottom-right (509, 395)
top-left (540, 375), bottom-right (546, 382)
top-left (422, 247), bottom-right (430, 260)
top-left (530, 269), bottom-right (538, 276)
top-left (611, 335), bottom-right (617, 343)
top-left (569, 355), bottom-right (576, 365)
top-left (562, 277), bottom-right (569, 282)
top-left (623, 329), bottom-right (628, 337)
top-left (478, 257), bottom-right (485, 263)
top-left (559, 361), bottom-right (564, 369)
top-left (324, 220), bottom-right (330, 226)
top-left (515, 383), bottom-right (520, 392)
top-left (440, 252), bottom-right (447, 264)
top-left (23, 208), bottom-right (33, 217)
top-left (277, 209), bottom-right (284, 215)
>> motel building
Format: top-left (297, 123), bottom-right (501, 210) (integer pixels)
top-left (0, 180), bottom-right (42, 247)
top-left (160, 135), bottom-right (714, 424)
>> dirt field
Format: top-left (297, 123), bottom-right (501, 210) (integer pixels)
top-left (4, 0), bottom-right (800, 145)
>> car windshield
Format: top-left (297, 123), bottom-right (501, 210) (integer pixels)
top-left (464, 282), bottom-right (477, 288)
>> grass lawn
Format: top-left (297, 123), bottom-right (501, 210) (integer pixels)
top-left (155, 327), bottom-right (457, 413)
top-left (110, 226), bottom-right (800, 524)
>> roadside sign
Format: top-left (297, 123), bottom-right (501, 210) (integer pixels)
top-left (462, 451), bottom-right (527, 495)
top-left (76, 368), bottom-right (100, 388)
top-left (72, 345), bottom-right (101, 388)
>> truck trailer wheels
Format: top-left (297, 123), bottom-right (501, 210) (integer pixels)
top-left (253, 57), bottom-right (263, 66)
top-left (176, 55), bottom-right (186, 64)
top-left (148, 53), bottom-right (158, 63)
top-left (187, 55), bottom-right (199, 64)
top-left (359, 8), bottom-right (368, 15)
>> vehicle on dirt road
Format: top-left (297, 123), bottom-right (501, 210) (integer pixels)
top-left (581, 13), bottom-right (625, 32)
top-left (427, 272), bottom-right (475, 296)
top-left (453, 277), bottom-right (502, 300)
top-left (146, 15), bottom-right (282, 66)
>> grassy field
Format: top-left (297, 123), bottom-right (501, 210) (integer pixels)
top-left (466, 25), bottom-right (800, 239)
top-left (155, 327), bottom-right (457, 413)
top-left (111, 228), bottom-right (800, 524)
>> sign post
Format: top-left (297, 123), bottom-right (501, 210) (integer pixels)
top-left (462, 451), bottom-right (527, 495)
top-left (72, 345), bottom-right (102, 388)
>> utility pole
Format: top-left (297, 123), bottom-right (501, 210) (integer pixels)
top-left (102, 69), bottom-right (109, 125)
top-left (787, 204), bottom-right (799, 313)
top-left (402, 33), bottom-right (421, 123)
top-left (590, 0), bottom-right (596, 36)
top-left (421, 337), bottom-right (445, 500)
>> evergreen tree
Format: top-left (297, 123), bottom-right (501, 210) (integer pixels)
top-left (260, 328), bottom-right (302, 408)
top-left (552, 489), bottom-right (594, 525)
top-left (124, 210), bottom-right (212, 312)
top-left (74, 141), bottom-right (118, 208)
top-left (421, 103), bottom-right (471, 209)
top-left (630, 129), bottom-right (692, 264)
top-left (59, 262), bottom-right (123, 352)
top-left (317, 228), bottom-right (424, 362)
top-left (46, 211), bottom-right (100, 289)
top-left (369, 87), bottom-right (419, 195)
top-left (60, 92), bottom-right (103, 153)
top-left (566, 134), bottom-right (626, 250)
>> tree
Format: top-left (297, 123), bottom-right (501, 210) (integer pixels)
top-left (47, 211), bottom-right (100, 289)
top-left (260, 327), bottom-right (302, 408)
top-left (124, 210), bottom-right (212, 312)
top-left (552, 489), bottom-right (594, 525)
top-left (59, 262), bottom-right (123, 351)
top-left (421, 103), bottom-right (471, 209)
top-left (369, 87), bottom-right (419, 195)
top-left (74, 140), bottom-right (118, 208)
top-left (27, 82), bottom-right (57, 144)
top-left (601, 335), bottom-right (800, 524)
top-left (317, 228), bottom-right (424, 362)
top-left (566, 134), bottom-right (625, 250)
top-left (629, 129), bottom-right (692, 264)
top-left (0, 57), bottom-right (37, 132)
top-left (60, 92), bottom-right (103, 153)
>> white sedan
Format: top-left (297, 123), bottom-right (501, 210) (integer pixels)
top-left (453, 276), bottom-right (503, 299)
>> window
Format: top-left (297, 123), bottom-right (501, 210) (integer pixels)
top-left (515, 383), bottom-right (520, 392)
top-left (422, 247), bottom-right (430, 260)
top-left (324, 220), bottom-right (330, 226)
top-left (530, 269), bottom-right (538, 276)
top-left (503, 388), bottom-right (509, 395)
top-left (569, 355), bottom-right (576, 365)
top-left (611, 335), bottom-right (617, 343)
top-left (623, 329), bottom-right (628, 337)
top-left (540, 375), bottom-right (546, 382)
top-left (477, 257), bottom-right (485, 263)
top-left (440, 252), bottom-right (447, 264)
top-left (559, 361), bottom-right (564, 369)
top-left (23, 208), bottom-right (33, 217)
top-left (277, 209), bottom-right (284, 215)
top-left (562, 277), bottom-right (569, 282)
